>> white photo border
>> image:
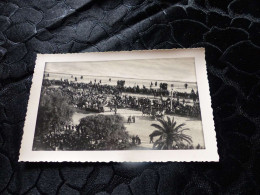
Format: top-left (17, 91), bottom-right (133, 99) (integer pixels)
top-left (19, 48), bottom-right (219, 162)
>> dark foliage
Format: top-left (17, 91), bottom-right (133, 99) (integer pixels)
top-left (150, 116), bottom-right (192, 150)
top-left (33, 90), bottom-right (73, 149)
top-left (78, 114), bottom-right (131, 150)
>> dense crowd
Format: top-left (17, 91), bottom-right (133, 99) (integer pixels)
top-left (43, 77), bottom-right (198, 99)
top-left (35, 130), bottom-right (140, 151)
top-left (108, 95), bottom-right (200, 118)
top-left (42, 78), bottom-right (201, 118)
top-left (35, 77), bottom-right (202, 151)
top-left (35, 130), bottom-right (203, 151)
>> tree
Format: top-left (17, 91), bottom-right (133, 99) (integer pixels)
top-left (78, 114), bottom-right (130, 150)
top-left (117, 80), bottom-right (125, 88)
top-left (34, 91), bottom-right (74, 138)
top-left (136, 85), bottom-right (140, 93)
top-left (149, 116), bottom-right (192, 150)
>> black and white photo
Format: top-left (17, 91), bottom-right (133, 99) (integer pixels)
top-left (19, 49), bottom-right (218, 162)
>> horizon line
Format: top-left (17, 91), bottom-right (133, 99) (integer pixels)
top-left (44, 71), bottom-right (197, 84)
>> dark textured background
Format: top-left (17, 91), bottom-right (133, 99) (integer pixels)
top-left (0, 0), bottom-right (260, 194)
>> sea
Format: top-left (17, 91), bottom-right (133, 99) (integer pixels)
top-left (45, 72), bottom-right (198, 93)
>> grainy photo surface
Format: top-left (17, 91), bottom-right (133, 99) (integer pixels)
top-left (34, 58), bottom-right (205, 151)
top-left (19, 49), bottom-right (218, 162)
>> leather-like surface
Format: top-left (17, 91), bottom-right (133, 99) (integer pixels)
top-left (0, 0), bottom-right (260, 194)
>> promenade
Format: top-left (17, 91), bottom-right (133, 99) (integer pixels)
top-left (72, 107), bottom-right (205, 149)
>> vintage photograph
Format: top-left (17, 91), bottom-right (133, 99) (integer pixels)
top-left (20, 49), bottom-right (218, 162)
top-left (33, 58), bottom-right (205, 151)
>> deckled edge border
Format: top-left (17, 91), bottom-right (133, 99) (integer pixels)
top-left (18, 48), bottom-right (219, 162)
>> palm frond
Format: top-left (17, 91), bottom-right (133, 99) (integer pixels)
top-left (180, 137), bottom-right (192, 144)
top-left (153, 139), bottom-right (164, 149)
top-left (161, 143), bottom-right (167, 150)
top-left (151, 116), bottom-right (193, 150)
top-left (179, 134), bottom-right (193, 144)
top-left (171, 121), bottom-right (177, 130)
top-left (157, 118), bottom-right (170, 131)
top-left (180, 133), bottom-right (192, 139)
top-left (151, 123), bottom-right (167, 133)
top-left (167, 116), bottom-right (172, 127)
top-left (174, 123), bottom-right (187, 132)
top-left (149, 130), bottom-right (163, 138)
top-left (171, 116), bottom-right (175, 124)
top-left (156, 118), bottom-right (165, 125)
top-left (177, 128), bottom-right (190, 134)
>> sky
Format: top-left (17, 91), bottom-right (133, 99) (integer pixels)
top-left (45, 58), bottom-right (197, 83)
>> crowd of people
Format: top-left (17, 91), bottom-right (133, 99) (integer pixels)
top-left (43, 76), bottom-right (198, 98)
top-left (107, 94), bottom-right (201, 118)
top-left (36, 76), bottom-right (203, 151)
top-left (42, 77), bottom-right (201, 118)
top-left (35, 130), bottom-right (203, 151)
top-left (132, 135), bottom-right (141, 145)
top-left (127, 115), bottom-right (136, 124)
top-left (34, 129), bottom-right (142, 151)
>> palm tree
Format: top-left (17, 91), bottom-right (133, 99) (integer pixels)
top-left (149, 116), bottom-right (192, 150)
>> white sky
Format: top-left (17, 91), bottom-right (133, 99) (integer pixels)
top-left (45, 58), bottom-right (197, 82)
